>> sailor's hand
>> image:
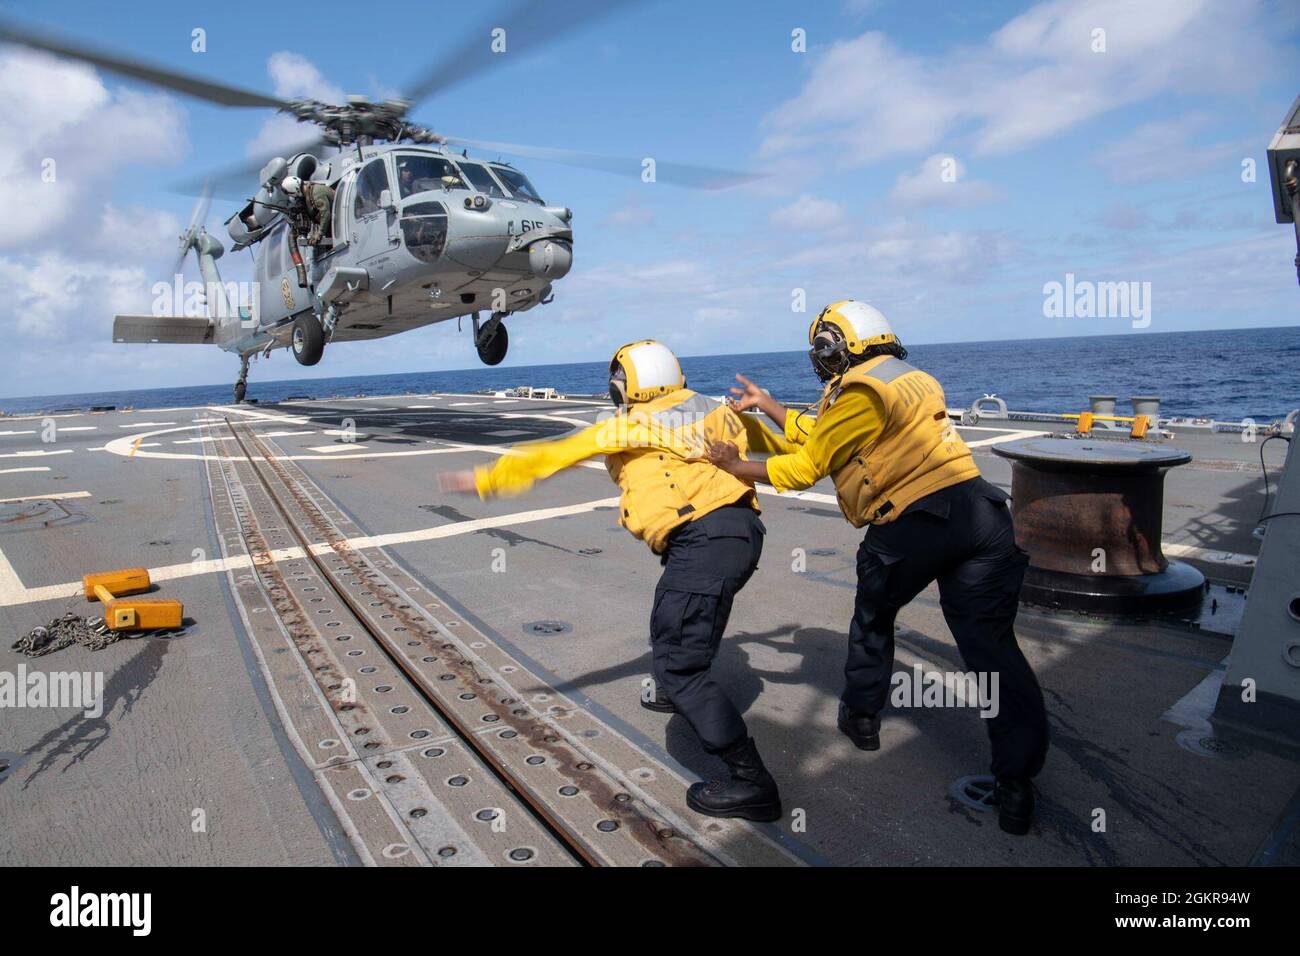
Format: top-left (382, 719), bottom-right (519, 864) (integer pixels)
top-left (707, 441), bottom-right (741, 471)
top-left (728, 374), bottom-right (766, 413)
top-left (439, 470), bottom-right (478, 495)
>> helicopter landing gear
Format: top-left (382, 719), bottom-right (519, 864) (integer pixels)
top-left (473, 312), bottom-right (509, 366)
top-left (234, 355), bottom-right (250, 403)
top-left (291, 313), bottom-right (325, 366)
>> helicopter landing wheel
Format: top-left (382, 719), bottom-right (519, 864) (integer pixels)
top-left (476, 322), bottom-right (508, 366)
top-left (291, 314), bottom-right (325, 366)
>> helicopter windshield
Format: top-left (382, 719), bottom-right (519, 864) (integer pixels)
top-left (457, 162), bottom-right (508, 198)
top-left (395, 155), bottom-right (469, 198)
top-left (490, 165), bottom-right (543, 204)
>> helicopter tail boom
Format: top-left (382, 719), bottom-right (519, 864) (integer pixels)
top-left (112, 315), bottom-right (215, 345)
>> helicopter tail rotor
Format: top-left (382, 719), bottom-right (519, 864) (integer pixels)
top-left (172, 184), bottom-right (212, 277)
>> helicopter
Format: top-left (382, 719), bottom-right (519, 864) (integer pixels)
top-left (0, 4), bottom-right (755, 402)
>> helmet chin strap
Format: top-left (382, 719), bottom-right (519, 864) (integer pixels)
top-left (608, 366), bottom-right (629, 406)
top-left (809, 327), bottom-right (849, 382)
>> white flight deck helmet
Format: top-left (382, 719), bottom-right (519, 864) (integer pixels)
top-left (608, 340), bottom-right (686, 406)
top-left (808, 299), bottom-right (900, 382)
top-left (281, 176), bottom-right (303, 196)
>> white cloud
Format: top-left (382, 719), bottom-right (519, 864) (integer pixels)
top-left (890, 154), bottom-right (1002, 207)
top-left (762, 0), bottom-right (1289, 167)
top-left (770, 194), bottom-right (847, 231)
top-left (0, 50), bottom-right (187, 249)
top-left (1091, 114), bottom-right (1246, 184)
top-left (245, 52), bottom-right (345, 159)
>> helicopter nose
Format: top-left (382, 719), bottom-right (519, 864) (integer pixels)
top-left (528, 238), bottom-right (572, 280)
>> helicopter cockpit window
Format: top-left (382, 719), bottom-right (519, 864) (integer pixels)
top-left (457, 162), bottom-right (507, 198)
top-left (400, 201), bottom-right (449, 264)
top-left (396, 155), bottom-right (469, 198)
top-left (353, 159), bottom-right (391, 219)
top-left (490, 165), bottom-right (543, 204)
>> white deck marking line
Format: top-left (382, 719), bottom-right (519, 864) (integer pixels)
top-left (307, 444), bottom-right (369, 453)
top-left (0, 491), bottom-right (92, 504)
top-left (0, 448), bottom-right (73, 459)
top-left (0, 466), bottom-right (50, 474)
top-left (0, 430), bottom-right (36, 437)
top-left (118, 421), bottom-right (175, 427)
top-left (1161, 656), bottom-right (1228, 732)
top-left (6, 495), bottom-right (622, 607)
top-left (448, 401), bottom-right (488, 406)
top-left (211, 405), bottom-right (310, 425)
top-left (1163, 542), bottom-right (1256, 566)
top-left (964, 429), bottom-right (1046, 448)
top-left (0, 543), bottom-right (27, 605)
top-left (56, 426), bottom-right (97, 432)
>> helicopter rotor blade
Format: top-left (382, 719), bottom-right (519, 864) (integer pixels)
top-left (438, 135), bottom-right (763, 191)
top-left (172, 136), bottom-right (332, 200)
top-left (401, 0), bottom-right (648, 107)
top-left (0, 17), bottom-right (290, 109)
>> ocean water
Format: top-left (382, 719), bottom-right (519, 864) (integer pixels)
top-left (3, 326), bottom-right (1297, 422)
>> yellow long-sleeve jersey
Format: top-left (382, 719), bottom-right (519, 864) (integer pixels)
top-left (473, 393), bottom-right (792, 552)
top-left (764, 386), bottom-right (885, 493)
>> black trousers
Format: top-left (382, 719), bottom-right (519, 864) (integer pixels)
top-left (650, 502), bottom-right (765, 753)
top-left (843, 477), bottom-right (1049, 780)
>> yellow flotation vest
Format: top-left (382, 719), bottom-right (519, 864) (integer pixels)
top-left (823, 355), bottom-right (979, 527)
top-left (604, 389), bottom-right (758, 552)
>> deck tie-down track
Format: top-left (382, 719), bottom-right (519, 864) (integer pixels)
top-left (206, 419), bottom-right (800, 867)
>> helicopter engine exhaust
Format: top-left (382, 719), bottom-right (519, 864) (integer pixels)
top-left (528, 238), bottom-right (572, 281)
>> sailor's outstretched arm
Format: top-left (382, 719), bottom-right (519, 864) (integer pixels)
top-left (440, 417), bottom-right (632, 499)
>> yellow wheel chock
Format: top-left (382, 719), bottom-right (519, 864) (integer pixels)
top-left (82, 567), bottom-right (183, 631)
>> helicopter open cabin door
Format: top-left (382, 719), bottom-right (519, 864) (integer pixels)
top-left (352, 156), bottom-right (399, 264)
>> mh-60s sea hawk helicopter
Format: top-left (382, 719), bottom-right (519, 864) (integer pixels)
top-left (0, 4), bottom-right (754, 402)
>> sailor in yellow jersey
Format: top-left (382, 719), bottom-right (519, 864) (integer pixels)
top-left (439, 340), bottom-right (790, 822)
top-left (708, 301), bottom-right (1049, 836)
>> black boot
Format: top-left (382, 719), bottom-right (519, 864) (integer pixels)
top-left (687, 737), bottom-right (782, 822)
top-left (995, 777), bottom-right (1034, 835)
top-left (837, 701), bottom-right (881, 751)
top-left (640, 691), bottom-right (677, 714)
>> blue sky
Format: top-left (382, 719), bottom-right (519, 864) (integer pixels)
top-left (1, 0), bottom-right (1297, 396)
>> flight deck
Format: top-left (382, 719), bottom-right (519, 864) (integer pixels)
top-left (0, 392), bottom-right (1295, 866)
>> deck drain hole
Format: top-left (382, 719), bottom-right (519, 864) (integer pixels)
top-left (409, 807), bottom-right (428, 819)
top-left (391, 705), bottom-right (410, 715)
top-left (386, 775), bottom-right (405, 784)
top-left (524, 620), bottom-right (571, 636)
top-left (411, 730), bottom-right (430, 739)
top-left (642, 860), bottom-right (666, 867)
top-left (448, 775), bottom-right (469, 787)
top-left (949, 774), bottom-right (997, 811)
top-left (346, 789), bottom-right (371, 801)
top-left (319, 739), bottom-right (340, 749)
top-left (596, 820), bottom-right (619, 832)
top-left (475, 808), bottom-right (500, 821)
top-left (525, 755), bottom-right (545, 766)
top-left (508, 848), bottom-right (535, 863)
top-left (423, 747), bottom-right (446, 758)
top-left (1175, 729), bottom-right (1247, 759)
top-left (558, 786), bottom-right (579, 797)
top-left (375, 685), bottom-right (393, 693)
top-left (437, 846), bottom-right (457, 858)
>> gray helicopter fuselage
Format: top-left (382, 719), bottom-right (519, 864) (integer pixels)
top-left (219, 143), bottom-right (573, 357)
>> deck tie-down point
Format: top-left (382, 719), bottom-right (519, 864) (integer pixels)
top-left (83, 567), bottom-right (184, 631)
